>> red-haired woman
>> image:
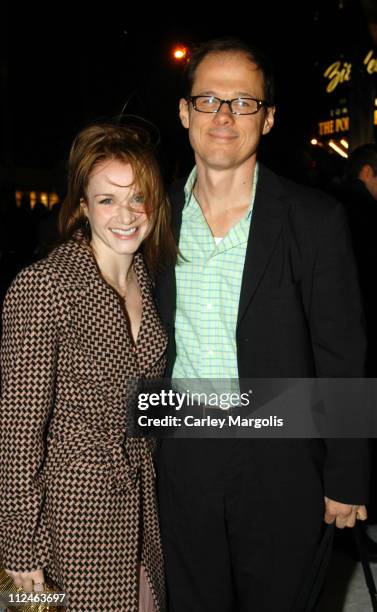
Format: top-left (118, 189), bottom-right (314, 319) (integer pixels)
top-left (0, 123), bottom-right (176, 611)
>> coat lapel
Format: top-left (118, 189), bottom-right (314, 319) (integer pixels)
top-left (237, 164), bottom-right (289, 328)
top-left (133, 254), bottom-right (168, 374)
top-left (63, 235), bottom-right (136, 397)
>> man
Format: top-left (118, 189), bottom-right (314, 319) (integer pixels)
top-left (341, 144), bottom-right (377, 376)
top-left (155, 38), bottom-right (369, 611)
top-left (346, 144), bottom-right (377, 200)
top-left (339, 144), bottom-right (377, 557)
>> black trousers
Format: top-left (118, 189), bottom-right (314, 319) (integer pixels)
top-left (157, 439), bottom-right (326, 612)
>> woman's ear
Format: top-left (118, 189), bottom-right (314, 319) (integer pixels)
top-left (80, 198), bottom-right (88, 216)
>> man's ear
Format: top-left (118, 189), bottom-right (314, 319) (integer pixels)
top-left (359, 164), bottom-right (373, 182)
top-left (262, 105), bottom-right (275, 135)
top-left (179, 98), bottom-right (190, 129)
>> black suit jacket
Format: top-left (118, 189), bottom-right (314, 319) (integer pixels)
top-left (155, 163), bottom-right (369, 504)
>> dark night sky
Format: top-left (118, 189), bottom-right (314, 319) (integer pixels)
top-left (4, 3), bottom-right (371, 182)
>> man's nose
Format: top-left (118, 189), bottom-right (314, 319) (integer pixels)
top-left (213, 101), bottom-right (234, 123)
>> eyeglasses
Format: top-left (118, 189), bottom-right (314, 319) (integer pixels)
top-left (187, 95), bottom-right (268, 115)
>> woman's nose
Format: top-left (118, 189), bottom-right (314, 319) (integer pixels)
top-left (117, 203), bottom-right (137, 225)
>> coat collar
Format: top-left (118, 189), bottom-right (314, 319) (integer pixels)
top-left (50, 230), bottom-right (166, 379)
top-left (55, 229), bottom-right (150, 295)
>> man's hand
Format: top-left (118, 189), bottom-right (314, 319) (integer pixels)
top-left (4, 568), bottom-right (46, 592)
top-left (324, 496), bottom-right (368, 528)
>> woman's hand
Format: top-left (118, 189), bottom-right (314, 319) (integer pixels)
top-left (5, 568), bottom-right (46, 592)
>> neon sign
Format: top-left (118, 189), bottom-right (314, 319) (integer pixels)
top-left (324, 50), bottom-right (377, 93)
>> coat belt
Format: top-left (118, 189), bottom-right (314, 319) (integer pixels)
top-left (32, 426), bottom-right (154, 496)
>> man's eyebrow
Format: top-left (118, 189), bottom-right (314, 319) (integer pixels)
top-left (235, 92), bottom-right (260, 98)
top-left (195, 90), bottom-right (259, 98)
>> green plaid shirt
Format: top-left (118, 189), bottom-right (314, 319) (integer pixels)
top-left (172, 163), bottom-right (259, 381)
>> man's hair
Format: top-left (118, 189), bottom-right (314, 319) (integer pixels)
top-left (183, 37), bottom-right (275, 106)
top-left (346, 143), bottom-right (377, 179)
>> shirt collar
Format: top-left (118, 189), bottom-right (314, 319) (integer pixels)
top-left (183, 162), bottom-right (259, 220)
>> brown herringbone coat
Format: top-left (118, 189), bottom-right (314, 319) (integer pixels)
top-left (0, 233), bottom-right (167, 611)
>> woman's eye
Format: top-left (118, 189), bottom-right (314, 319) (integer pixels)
top-left (99, 198), bottom-right (113, 205)
top-left (130, 194), bottom-right (145, 206)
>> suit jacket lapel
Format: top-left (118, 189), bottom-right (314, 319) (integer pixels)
top-left (237, 164), bottom-right (289, 328)
top-left (165, 167), bottom-right (289, 333)
top-left (157, 181), bottom-right (185, 331)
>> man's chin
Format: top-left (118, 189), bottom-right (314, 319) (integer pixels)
top-left (202, 155), bottom-right (238, 171)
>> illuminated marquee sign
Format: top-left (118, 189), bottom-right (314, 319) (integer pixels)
top-left (324, 50), bottom-right (377, 93)
top-left (318, 117), bottom-right (349, 135)
top-left (318, 105), bottom-right (377, 136)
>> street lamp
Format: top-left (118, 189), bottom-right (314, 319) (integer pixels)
top-left (172, 44), bottom-right (189, 63)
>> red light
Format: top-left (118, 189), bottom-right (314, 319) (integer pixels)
top-left (172, 45), bottom-right (188, 61)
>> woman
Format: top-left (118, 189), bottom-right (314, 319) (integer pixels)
top-left (0, 123), bottom-right (176, 611)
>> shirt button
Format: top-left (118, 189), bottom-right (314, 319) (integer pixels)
top-left (207, 349), bottom-right (213, 356)
top-left (207, 303), bottom-right (212, 310)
